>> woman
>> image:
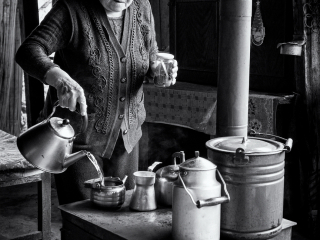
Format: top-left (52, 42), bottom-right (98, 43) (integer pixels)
top-left (16, 0), bottom-right (178, 204)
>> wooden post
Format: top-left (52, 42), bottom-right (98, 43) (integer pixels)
top-left (290, 0), bottom-right (320, 238)
top-left (22, 0), bottom-right (44, 127)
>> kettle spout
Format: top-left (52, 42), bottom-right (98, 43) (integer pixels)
top-left (63, 150), bottom-right (88, 169)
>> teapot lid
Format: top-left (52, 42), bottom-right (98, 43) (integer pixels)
top-left (49, 117), bottom-right (75, 138)
top-left (179, 151), bottom-right (216, 171)
top-left (157, 165), bottom-right (179, 181)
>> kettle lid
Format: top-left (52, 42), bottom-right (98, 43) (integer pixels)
top-left (179, 151), bottom-right (216, 171)
top-left (49, 117), bottom-right (75, 138)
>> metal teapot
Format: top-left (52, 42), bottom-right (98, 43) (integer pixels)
top-left (17, 101), bottom-right (88, 174)
top-left (148, 151), bottom-right (185, 206)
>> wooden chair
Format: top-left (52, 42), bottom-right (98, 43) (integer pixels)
top-left (0, 129), bottom-right (51, 240)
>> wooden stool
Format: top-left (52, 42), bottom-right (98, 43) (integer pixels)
top-left (0, 129), bottom-right (51, 240)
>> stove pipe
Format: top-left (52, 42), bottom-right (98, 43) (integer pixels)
top-left (216, 0), bottom-right (252, 137)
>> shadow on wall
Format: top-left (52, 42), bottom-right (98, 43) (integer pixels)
top-left (140, 122), bottom-right (211, 170)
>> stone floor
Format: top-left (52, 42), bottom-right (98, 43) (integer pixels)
top-left (0, 179), bottom-right (61, 240)
top-left (0, 180), bottom-right (312, 240)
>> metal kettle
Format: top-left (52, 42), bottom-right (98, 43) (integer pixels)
top-left (17, 102), bottom-right (88, 174)
top-left (148, 151), bottom-right (185, 206)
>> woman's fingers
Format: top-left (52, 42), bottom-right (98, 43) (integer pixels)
top-left (169, 60), bottom-right (178, 85)
top-left (68, 94), bottom-right (77, 112)
top-left (46, 67), bottom-right (87, 115)
top-left (77, 89), bottom-right (87, 116)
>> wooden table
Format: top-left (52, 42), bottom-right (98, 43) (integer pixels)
top-left (59, 190), bottom-right (172, 240)
top-left (0, 129), bottom-right (51, 240)
top-left (59, 190), bottom-right (296, 240)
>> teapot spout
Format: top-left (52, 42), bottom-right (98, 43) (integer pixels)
top-left (63, 150), bottom-right (88, 169)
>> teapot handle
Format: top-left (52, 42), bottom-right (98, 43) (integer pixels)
top-left (172, 151), bottom-right (185, 165)
top-left (179, 169), bottom-right (230, 209)
top-left (48, 101), bottom-right (88, 136)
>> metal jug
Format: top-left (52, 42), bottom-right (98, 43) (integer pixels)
top-left (148, 151), bottom-right (185, 206)
top-left (17, 101), bottom-right (88, 174)
top-left (129, 171), bottom-right (157, 211)
top-left (172, 151), bottom-right (230, 240)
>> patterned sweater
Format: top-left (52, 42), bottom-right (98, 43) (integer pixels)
top-left (15, 0), bottom-right (158, 158)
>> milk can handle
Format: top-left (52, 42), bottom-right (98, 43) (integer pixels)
top-left (172, 151), bottom-right (185, 165)
top-left (249, 129), bottom-right (293, 153)
top-left (178, 170), bottom-right (230, 209)
top-left (48, 101), bottom-right (88, 137)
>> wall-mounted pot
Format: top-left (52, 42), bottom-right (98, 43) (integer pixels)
top-left (206, 132), bottom-right (292, 240)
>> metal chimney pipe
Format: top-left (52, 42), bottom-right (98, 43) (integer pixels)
top-left (216, 0), bottom-right (252, 137)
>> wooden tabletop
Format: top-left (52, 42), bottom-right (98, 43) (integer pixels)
top-left (59, 190), bottom-right (172, 240)
top-left (0, 129), bottom-right (35, 172)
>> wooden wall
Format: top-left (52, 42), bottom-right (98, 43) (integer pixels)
top-left (168, 0), bottom-right (294, 94)
top-left (0, 0), bottom-right (23, 136)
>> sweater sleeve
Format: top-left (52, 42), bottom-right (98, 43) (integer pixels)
top-left (15, 0), bottom-right (73, 84)
top-left (144, 1), bottom-right (158, 81)
top-left (148, 3), bottom-right (158, 62)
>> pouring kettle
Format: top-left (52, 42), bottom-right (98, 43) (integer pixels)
top-left (17, 101), bottom-right (89, 174)
top-left (148, 151), bottom-right (185, 206)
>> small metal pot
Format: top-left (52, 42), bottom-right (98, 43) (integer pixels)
top-left (148, 151), bottom-right (185, 206)
top-left (84, 176), bottom-right (127, 209)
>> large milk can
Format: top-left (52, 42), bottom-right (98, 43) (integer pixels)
top-left (206, 133), bottom-right (292, 240)
top-left (172, 151), bottom-right (230, 240)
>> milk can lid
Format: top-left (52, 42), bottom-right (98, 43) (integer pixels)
top-left (49, 117), bottom-right (75, 139)
top-left (179, 151), bottom-right (217, 171)
top-left (206, 136), bottom-right (284, 154)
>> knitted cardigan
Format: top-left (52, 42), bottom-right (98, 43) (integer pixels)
top-left (15, 0), bottom-right (158, 158)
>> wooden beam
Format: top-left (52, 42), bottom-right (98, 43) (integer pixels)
top-left (22, 0), bottom-right (44, 127)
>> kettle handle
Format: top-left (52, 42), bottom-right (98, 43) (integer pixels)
top-left (172, 151), bottom-right (185, 165)
top-left (48, 101), bottom-right (88, 136)
top-left (178, 169), bottom-right (230, 209)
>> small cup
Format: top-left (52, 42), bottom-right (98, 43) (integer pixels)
top-left (154, 53), bottom-right (174, 88)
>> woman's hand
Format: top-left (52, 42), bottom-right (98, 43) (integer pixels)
top-left (169, 60), bottom-right (178, 85)
top-left (150, 59), bottom-right (178, 86)
top-left (45, 67), bottom-right (87, 116)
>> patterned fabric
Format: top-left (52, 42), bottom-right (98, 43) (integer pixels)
top-left (144, 83), bottom-right (293, 135)
top-left (15, 0), bottom-right (158, 158)
top-left (108, 16), bottom-right (124, 43)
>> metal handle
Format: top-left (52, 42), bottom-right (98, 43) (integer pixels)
top-left (49, 101), bottom-right (88, 137)
top-left (147, 161), bottom-right (163, 172)
top-left (172, 151), bottom-right (185, 165)
top-left (249, 129), bottom-right (293, 153)
top-left (178, 169), bottom-right (230, 209)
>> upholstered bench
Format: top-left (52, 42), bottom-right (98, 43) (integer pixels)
top-left (0, 129), bottom-right (51, 240)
